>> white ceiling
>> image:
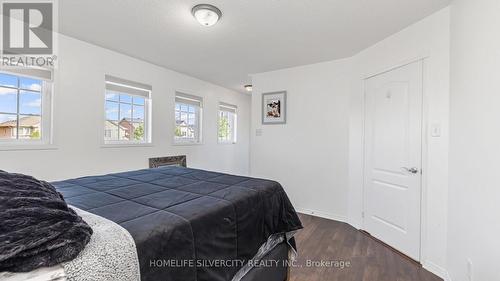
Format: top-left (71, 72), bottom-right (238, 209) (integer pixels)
top-left (59, 0), bottom-right (451, 93)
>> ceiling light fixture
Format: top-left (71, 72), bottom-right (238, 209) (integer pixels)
top-left (244, 85), bottom-right (253, 92)
top-left (192, 4), bottom-right (222, 27)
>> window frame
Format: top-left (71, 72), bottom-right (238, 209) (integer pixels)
top-left (0, 70), bottom-right (53, 148)
top-left (103, 76), bottom-right (152, 146)
top-left (217, 102), bottom-right (237, 144)
top-left (173, 92), bottom-right (203, 145)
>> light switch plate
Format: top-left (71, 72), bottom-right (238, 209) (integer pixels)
top-left (431, 123), bottom-right (441, 137)
top-left (255, 129), bottom-right (263, 137)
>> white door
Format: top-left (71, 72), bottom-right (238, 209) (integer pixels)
top-left (363, 61), bottom-right (423, 261)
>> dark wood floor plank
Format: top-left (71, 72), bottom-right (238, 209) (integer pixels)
top-left (289, 213), bottom-right (443, 281)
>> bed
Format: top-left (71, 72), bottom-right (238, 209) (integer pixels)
top-left (51, 165), bottom-right (302, 281)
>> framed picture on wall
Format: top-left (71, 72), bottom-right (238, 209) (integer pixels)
top-left (262, 91), bottom-right (287, 124)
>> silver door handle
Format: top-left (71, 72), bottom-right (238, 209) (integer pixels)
top-left (401, 167), bottom-right (419, 174)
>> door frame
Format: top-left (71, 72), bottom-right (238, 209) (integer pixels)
top-left (361, 56), bottom-right (429, 262)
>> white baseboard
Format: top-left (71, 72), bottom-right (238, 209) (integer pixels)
top-left (422, 260), bottom-right (451, 281)
top-left (296, 207), bottom-right (347, 223)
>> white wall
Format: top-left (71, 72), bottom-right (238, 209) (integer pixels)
top-left (448, 0), bottom-right (500, 280)
top-left (250, 58), bottom-right (354, 221)
top-left (0, 35), bottom-right (251, 181)
top-left (251, 7), bottom-right (450, 279)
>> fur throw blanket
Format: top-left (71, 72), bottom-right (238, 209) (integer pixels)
top-left (62, 207), bottom-right (140, 281)
top-left (0, 207), bottom-right (140, 281)
top-left (0, 170), bottom-right (92, 272)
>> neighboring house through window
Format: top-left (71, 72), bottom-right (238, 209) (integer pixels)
top-left (218, 102), bottom-right (237, 144)
top-left (174, 92), bottom-right (202, 144)
top-left (104, 75), bottom-right (151, 144)
top-left (0, 69), bottom-right (53, 144)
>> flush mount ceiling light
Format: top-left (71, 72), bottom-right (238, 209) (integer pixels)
top-left (192, 4), bottom-right (222, 27)
top-left (244, 85), bottom-right (253, 92)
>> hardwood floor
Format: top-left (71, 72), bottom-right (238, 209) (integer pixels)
top-left (289, 214), bottom-right (442, 281)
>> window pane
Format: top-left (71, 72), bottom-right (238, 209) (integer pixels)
top-left (188, 114), bottom-right (195, 125)
top-left (0, 73), bottom-right (17, 88)
top-left (227, 118), bottom-right (233, 140)
top-left (105, 101), bottom-right (119, 121)
top-left (175, 125), bottom-right (183, 137)
top-left (174, 102), bottom-right (200, 143)
top-left (218, 114), bottom-right (229, 140)
top-left (120, 103), bottom-right (132, 121)
top-left (133, 96), bottom-right (145, 105)
top-left (0, 114), bottom-right (17, 139)
top-left (105, 89), bottom-right (149, 143)
top-left (19, 91), bottom-right (42, 115)
top-left (105, 91), bottom-right (119, 102)
top-left (180, 112), bottom-right (188, 123)
top-left (18, 115), bottom-right (41, 140)
top-left (0, 88), bottom-right (17, 114)
top-left (104, 121), bottom-right (119, 141)
top-left (0, 72), bottom-right (48, 142)
top-left (133, 122), bottom-right (145, 141)
top-left (132, 105), bottom-right (144, 121)
top-left (175, 126), bottom-right (196, 139)
top-left (20, 77), bottom-right (41, 92)
top-left (118, 121), bottom-right (132, 140)
top-left (218, 110), bottom-right (236, 143)
top-left (186, 126), bottom-right (196, 139)
top-left (120, 94), bottom-right (132, 104)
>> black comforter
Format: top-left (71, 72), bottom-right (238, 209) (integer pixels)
top-left (52, 166), bottom-right (302, 281)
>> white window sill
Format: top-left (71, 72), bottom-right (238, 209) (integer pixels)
top-left (0, 144), bottom-right (58, 151)
top-left (218, 141), bottom-right (237, 145)
top-left (172, 141), bottom-right (203, 146)
top-left (101, 143), bottom-right (154, 149)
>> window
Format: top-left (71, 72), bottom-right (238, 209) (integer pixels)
top-left (174, 92), bottom-right (202, 144)
top-left (0, 69), bottom-right (52, 144)
top-left (218, 103), bottom-right (237, 144)
top-left (104, 75), bottom-right (151, 145)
